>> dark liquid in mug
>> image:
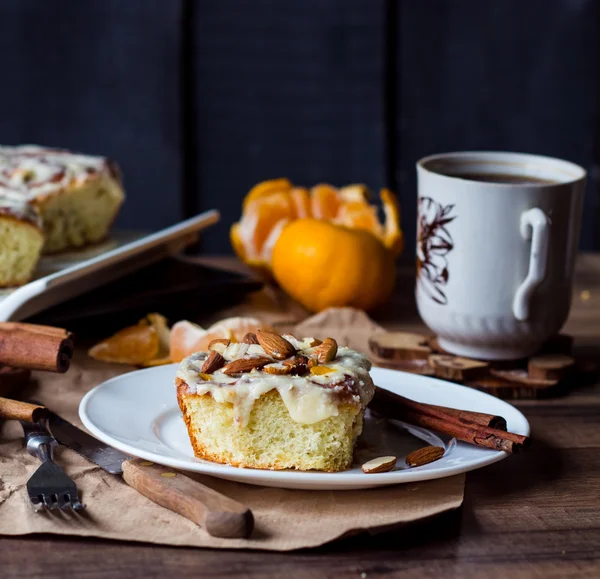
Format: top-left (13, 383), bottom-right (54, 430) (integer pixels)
top-left (449, 172), bottom-right (558, 185)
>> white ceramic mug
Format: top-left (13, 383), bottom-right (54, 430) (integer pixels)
top-left (415, 151), bottom-right (586, 360)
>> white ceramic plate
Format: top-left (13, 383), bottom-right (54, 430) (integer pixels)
top-left (80, 365), bottom-right (530, 490)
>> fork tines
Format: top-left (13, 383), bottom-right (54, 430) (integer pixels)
top-left (26, 459), bottom-right (85, 512)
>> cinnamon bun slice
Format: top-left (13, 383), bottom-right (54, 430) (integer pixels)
top-left (175, 334), bottom-right (375, 472)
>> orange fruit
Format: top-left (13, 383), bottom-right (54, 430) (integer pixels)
top-left (170, 317), bottom-right (270, 362)
top-left (271, 219), bottom-right (396, 312)
top-left (230, 179), bottom-right (403, 276)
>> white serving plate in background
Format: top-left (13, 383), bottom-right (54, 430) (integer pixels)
top-left (0, 210), bottom-right (219, 321)
top-left (80, 365), bottom-right (530, 490)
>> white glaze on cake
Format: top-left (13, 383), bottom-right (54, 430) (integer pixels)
top-left (0, 186), bottom-right (41, 226)
top-left (176, 336), bottom-right (375, 427)
top-left (0, 146), bottom-right (118, 196)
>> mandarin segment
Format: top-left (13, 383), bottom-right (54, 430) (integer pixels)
top-left (89, 319), bottom-right (159, 365)
top-left (311, 183), bottom-right (342, 220)
top-left (238, 192), bottom-right (295, 260)
top-left (242, 178), bottom-right (292, 209)
top-left (334, 201), bottom-right (383, 236)
top-left (310, 365), bottom-right (335, 375)
top-left (289, 187), bottom-right (311, 218)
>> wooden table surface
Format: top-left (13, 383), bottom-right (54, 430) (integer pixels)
top-left (2, 255), bottom-right (600, 579)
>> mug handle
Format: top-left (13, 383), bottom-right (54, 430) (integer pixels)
top-left (512, 208), bottom-right (551, 321)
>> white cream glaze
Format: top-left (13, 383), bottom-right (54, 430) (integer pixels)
top-left (0, 145), bottom-right (118, 224)
top-left (0, 186), bottom-right (41, 226)
top-left (176, 337), bottom-right (375, 427)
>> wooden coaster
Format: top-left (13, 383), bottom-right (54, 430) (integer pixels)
top-left (369, 333), bottom-right (430, 361)
top-left (527, 354), bottom-right (575, 381)
top-left (370, 331), bottom-right (589, 400)
top-left (428, 355), bottom-right (488, 381)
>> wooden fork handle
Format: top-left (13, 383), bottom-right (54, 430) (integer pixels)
top-left (121, 459), bottom-right (254, 539)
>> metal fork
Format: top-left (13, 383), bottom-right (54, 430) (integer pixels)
top-left (21, 420), bottom-right (85, 511)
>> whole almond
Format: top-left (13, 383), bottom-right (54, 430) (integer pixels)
top-left (313, 337), bottom-right (338, 363)
top-left (222, 357), bottom-right (270, 375)
top-left (405, 446), bottom-right (445, 467)
top-left (257, 330), bottom-right (296, 360)
top-left (242, 332), bottom-right (259, 345)
top-left (362, 456), bottom-right (397, 474)
top-left (201, 351), bottom-right (225, 374)
top-left (208, 338), bottom-right (231, 351)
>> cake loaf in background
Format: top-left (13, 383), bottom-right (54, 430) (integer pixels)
top-left (0, 145), bottom-right (125, 254)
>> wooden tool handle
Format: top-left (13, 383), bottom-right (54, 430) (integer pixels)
top-left (0, 396), bottom-right (47, 422)
top-left (121, 459), bottom-right (254, 539)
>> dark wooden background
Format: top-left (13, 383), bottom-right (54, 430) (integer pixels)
top-left (1, 0), bottom-right (598, 253)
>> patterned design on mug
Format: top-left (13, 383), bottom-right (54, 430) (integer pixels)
top-left (417, 197), bottom-right (456, 305)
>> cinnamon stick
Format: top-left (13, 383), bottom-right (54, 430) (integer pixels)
top-left (0, 396), bottom-right (47, 422)
top-left (373, 388), bottom-right (507, 430)
top-left (371, 388), bottom-right (529, 453)
top-left (397, 409), bottom-right (529, 453)
top-left (429, 404), bottom-right (507, 430)
top-left (0, 322), bottom-right (74, 373)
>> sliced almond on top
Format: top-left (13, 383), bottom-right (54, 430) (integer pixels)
top-left (264, 362), bottom-right (290, 375)
top-left (405, 446), bottom-right (445, 467)
top-left (362, 456), bottom-right (397, 474)
top-left (242, 332), bottom-right (259, 345)
top-left (201, 351), bottom-right (225, 374)
top-left (256, 330), bottom-right (296, 360)
top-left (312, 337), bottom-right (338, 363)
top-left (222, 357), bottom-right (271, 375)
top-left (208, 338), bottom-right (231, 351)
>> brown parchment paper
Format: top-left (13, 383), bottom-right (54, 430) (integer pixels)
top-left (0, 306), bottom-right (465, 551)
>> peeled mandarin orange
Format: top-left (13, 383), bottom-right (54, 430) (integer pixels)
top-left (230, 179), bottom-right (403, 275)
top-left (271, 219), bottom-right (396, 312)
